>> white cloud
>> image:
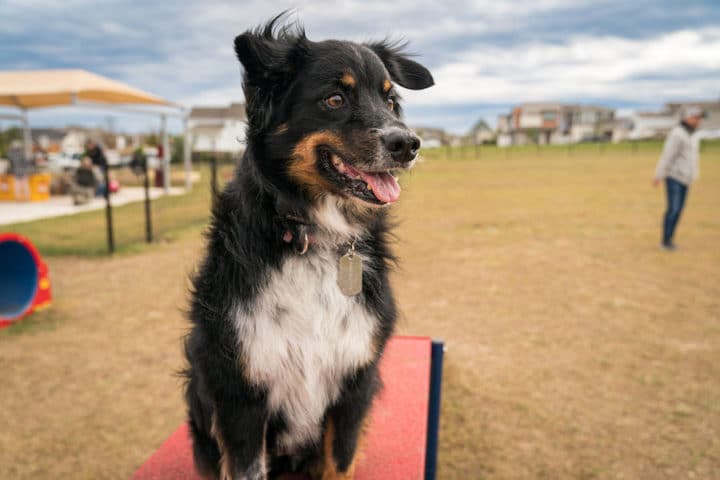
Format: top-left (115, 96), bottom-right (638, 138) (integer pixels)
top-left (402, 27), bottom-right (720, 106)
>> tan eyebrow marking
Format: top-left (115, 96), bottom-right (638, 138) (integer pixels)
top-left (383, 79), bottom-right (392, 92)
top-left (340, 72), bottom-right (356, 88)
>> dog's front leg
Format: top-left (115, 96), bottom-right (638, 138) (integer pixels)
top-left (316, 366), bottom-right (380, 480)
top-left (212, 396), bottom-right (269, 480)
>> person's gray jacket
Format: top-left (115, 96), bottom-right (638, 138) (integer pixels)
top-left (654, 125), bottom-right (700, 185)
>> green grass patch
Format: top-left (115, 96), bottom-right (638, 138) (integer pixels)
top-left (3, 165), bottom-right (232, 257)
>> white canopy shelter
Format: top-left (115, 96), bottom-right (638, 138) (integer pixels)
top-left (0, 69), bottom-right (192, 191)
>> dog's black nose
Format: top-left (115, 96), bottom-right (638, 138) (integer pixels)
top-left (381, 129), bottom-right (421, 164)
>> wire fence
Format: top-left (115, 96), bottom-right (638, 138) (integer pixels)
top-left (2, 153), bottom-right (238, 256)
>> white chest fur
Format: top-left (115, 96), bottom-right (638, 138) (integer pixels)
top-left (234, 248), bottom-right (377, 450)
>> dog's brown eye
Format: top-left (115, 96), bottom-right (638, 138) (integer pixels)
top-left (325, 94), bottom-right (345, 109)
top-left (387, 97), bottom-right (395, 111)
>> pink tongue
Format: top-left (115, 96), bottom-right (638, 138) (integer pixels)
top-left (358, 171), bottom-right (401, 203)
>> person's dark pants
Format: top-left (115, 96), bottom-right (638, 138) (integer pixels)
top-left (663, 177), bottom-right (688, 246)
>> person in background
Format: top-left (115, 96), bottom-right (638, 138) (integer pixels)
top-left (84, 139), bottom-right (107, 196)
top-left (71, 156), bottom-right (99, 205)
top-left (653, 106), bottom-right (704, 251)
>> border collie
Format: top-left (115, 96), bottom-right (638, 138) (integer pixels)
top-left (184, 14), bottom-right (434, 480)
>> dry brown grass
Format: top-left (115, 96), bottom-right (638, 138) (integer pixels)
top-left (1, 145), bottom-right (718, 479)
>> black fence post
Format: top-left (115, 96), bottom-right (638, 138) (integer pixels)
top-left (143, 156), bottom-right (153, 243)
top-left (103, 166), bottom-right (114, 254)
top-left (211, 154), bottom-right (218, 195)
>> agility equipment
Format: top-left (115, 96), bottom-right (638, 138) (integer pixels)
top-left (132, 335), bottom-right (444, 480)
top-left (0, 233), bottom-right (51, 327)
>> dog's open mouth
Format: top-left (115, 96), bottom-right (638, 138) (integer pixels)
top-left (318, 148), bottom-right (401, 205)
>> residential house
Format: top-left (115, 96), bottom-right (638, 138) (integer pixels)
top-left (412, 126), bottom-right (448, 148)
top-left (187, 103), bottom-right (247, 153)
top-left (31, 128), bottom-right (66, 153)
top-left (497, 103), bottom-right (615, 146)
top-left (510, 103), bottom-right (563, 145)
top-left (557, 105), bottom-right (615, 143)
top-left (616, 111), bottom-right (676, 141)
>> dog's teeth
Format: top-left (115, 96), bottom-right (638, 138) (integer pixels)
top-left (337, 163), bottom-right (346, 173)
top-left (366, 182), bottom-right (372, 191)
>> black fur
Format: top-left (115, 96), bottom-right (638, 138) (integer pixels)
top-left (184, 14), bottom-right (433, 480)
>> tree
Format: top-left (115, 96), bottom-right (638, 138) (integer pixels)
top-left (0, 127), bottom-right (22, 158)
top-left (144, 133), bottom-right (159, 147)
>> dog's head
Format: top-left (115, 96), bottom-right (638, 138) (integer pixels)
top-left (235, 16), bottom-right (433, 210)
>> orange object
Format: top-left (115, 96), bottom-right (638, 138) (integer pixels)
top-left (29, 173), bottom-right (51, 201)
top-left (0, 174), bottom-right (15, 201)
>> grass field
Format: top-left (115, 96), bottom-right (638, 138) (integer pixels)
top-left (1, 144), bottom-right (719, 479)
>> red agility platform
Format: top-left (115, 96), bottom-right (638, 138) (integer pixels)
top-left (132, 336), bottom-right (443, 480)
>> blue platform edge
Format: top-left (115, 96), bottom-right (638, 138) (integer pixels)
top-left (425, 340), bottom-right (444, 480)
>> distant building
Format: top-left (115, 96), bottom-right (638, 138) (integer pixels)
top-left (31, 128), bottom-right (65, 153)
top-left (412, 126), bottom-right (449, 148)
top-left (61, 128), bottom-right (89, 154)
top-left (558, 105), bottom-right (615, 143)
top-left (497, 103), bottom-right (615, 146)
top-left (187, 103), bottom-right (247, 153)
top-left (614, 111), bottom-right (676, 141)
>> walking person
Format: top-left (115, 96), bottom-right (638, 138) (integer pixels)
top-left (85, 139), bottom-right (108, 196)
top-left (653, 107), bottom-right (704, 251)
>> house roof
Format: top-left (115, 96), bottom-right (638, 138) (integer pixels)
top-left (666, 101), bottom-right (720, 111)
top-left (633, 111), bottom-right (675, 118)
top-left (31, 128), bottom-right (66, 142)
top-left (189, 102), bottom-right (246, 121)
top-left (515, 102), bottom-right (564, 111)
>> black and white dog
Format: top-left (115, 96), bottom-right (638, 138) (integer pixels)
top-left (184, 15), bottom-right (433, 480)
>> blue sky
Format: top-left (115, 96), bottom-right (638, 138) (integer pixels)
top-left (1, 0), bottom-right (718, 134)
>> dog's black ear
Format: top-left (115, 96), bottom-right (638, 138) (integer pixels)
top-left (234, 13), bottom-right (308, 87)
top-left (366, 41), bottom-right (434, 90)
top-left (234, 14), bottom-right (308, 134)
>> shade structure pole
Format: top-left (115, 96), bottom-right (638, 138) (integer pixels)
top-left (22, 109), bottom-right (32, 163)
top-left (161, 114), bottom-right (170, 193)
top-left (183, 115), bottom-right (192, 191)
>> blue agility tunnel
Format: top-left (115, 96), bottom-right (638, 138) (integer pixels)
top-left (0, 233), bottom-right (51, 327)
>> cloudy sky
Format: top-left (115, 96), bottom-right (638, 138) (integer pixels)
top-left (1, 0), bottom-right (719, 134)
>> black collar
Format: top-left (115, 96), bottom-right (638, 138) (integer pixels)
top-left (274, 196), bottom-right (315, 254)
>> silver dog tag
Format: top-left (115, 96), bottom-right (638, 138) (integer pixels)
top-left (338, 252), bottom-right (362, 296)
